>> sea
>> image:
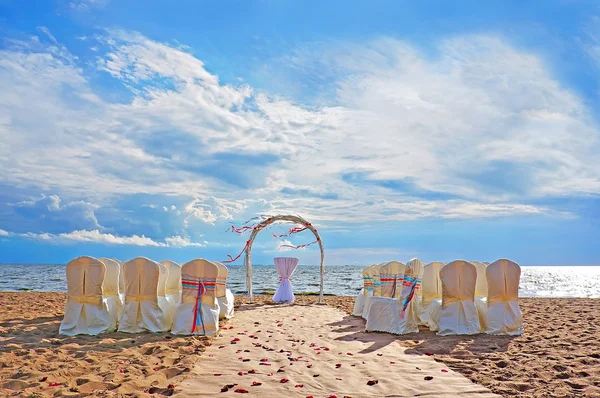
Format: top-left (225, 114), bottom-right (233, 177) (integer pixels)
top-left (0, 264), bottom-right (599, 298)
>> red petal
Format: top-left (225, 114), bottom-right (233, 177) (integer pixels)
top-left (280, 378), bottom-right (289, 383)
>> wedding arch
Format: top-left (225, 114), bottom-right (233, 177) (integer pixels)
top-left (225, 214), bottom-right (325, 303)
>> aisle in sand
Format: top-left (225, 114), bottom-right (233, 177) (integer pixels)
top-left (178, 304), bottom-right (500, 397)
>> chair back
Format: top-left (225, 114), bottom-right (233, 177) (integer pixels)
top-left (400, 258), bottom-right (424, 307)
top-left (214, 261), bottom-right (228, 298)
top-left (66, 256), bottom-right (105, 305)
top-left (181, 259), bottom-right (219, 305)
top-left (379, 261), bottom-right (405, 297)
top-left (486, 259), bottom-right (521, 305)
top-left (421, 262), bottom-right (443, 305)
top-left (161, 260), bottom-right (182, 295)
top-left (362, 264), bottom-right (375, 293)
top-left (440, 260), bottom-right (476, 310)
top-left (123, 257), bottom-right (160, 304)
top-left (99, 258), bottom-right (120, 297)
top-left (157, 261), bottom-right (168, 297)
top-left (471, 260), bottom-right (488, 297)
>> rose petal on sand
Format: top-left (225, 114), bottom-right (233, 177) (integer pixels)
top-left (390, 361), bottom-right (395, 364)
top-left (425, 352), bottom-right (433, 356)
top-left (214, 374), bottom-right (222, 376)
top-left (441, 369), bottom-right (448, 373)
top-left (234, 388), bottom-right (249, 393)
top-left (248, 369), bottom-right (256, 374)
top-left (252, 381), bottom-right (262, 386)
top-left (295, 384), bottom-right (304, 388)
top-left (424, 376), bottom-right (433, 381)
top-left (280, 378), bottom-right (289, 383)
top-left (336, 377), bottom-right (342, 380)
top-left (377, 353), bottom-right (383, 356)
top-left (367, 380), bottom-right (378, 386)
top-left (335, 363), bottom-right (342, 368)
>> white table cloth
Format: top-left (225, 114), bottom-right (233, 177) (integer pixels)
top-left (273, 257), bottom-right (299, 303)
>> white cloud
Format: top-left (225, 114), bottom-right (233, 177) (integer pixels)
top-left (0, 28), bottom-right (598, 239)
top-left (16, 229), bottom-right (204, 247)
top-left (0, 229), bottom-right (10, 236)
top-left (69, 0), bottom-right (109, 11)
top-left (164, 235), bottom-right (205, 247)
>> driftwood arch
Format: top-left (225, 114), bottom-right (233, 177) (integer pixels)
top-left (244, 215), bottom-right (325, 303)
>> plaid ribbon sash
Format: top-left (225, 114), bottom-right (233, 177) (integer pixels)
top-left (400, 276), bottom-right (422, 318)
top-left (182, 275), bottom-right (216, 334)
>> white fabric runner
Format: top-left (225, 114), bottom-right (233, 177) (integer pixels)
top-left (272, 257), bottom-right (299, 303)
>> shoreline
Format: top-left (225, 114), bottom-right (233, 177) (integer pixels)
top-left (1, 293), bottom-right (599, 397)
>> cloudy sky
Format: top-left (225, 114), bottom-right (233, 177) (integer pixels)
top-left (1, 0), bottom-right (599, 265)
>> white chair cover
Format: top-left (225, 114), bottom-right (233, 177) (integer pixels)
top-left (471, 260), bottom-right (489, 327)
top-left (118, 257), bottom-right (168, 333)
top-left (361, 262), bottom-right (383, 320)
top-left (156, 261), bottom-right (173, 330)
top-left (353, 264), bottom-right (376, 316)
top-left (161, 260), bottom-right (182, 322)
top-left (117, 259), bottom-right (125, 295)
top-left (363, 261), bottom-right (404, 320)
top-left (214, 261), bottom-right (235, 319)
top-left (428, 260), bottom-right (481, 335)
top-left (365, 258), bottom-right (424, 334)
top-left (272, 257), bottom-right (299, 303)
top-left (99, 257), bottom-right (122, 330)
top-left (418, 261), bottom-right (443, 325)
top-left (172, 259), bottom-right (220, 335)
top-left (59, 256), bottom-right (113, 336)
top-left (483, 259), bottom-right (523, 335)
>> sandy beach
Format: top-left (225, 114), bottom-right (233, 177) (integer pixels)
top-left (0, 293), bottom-right (598, 397)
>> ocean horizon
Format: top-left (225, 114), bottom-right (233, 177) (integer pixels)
top-left (1, 263), bottom-right (599, 298)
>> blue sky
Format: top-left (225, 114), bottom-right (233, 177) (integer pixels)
top-left (0, 0), bottom-right (599, 265)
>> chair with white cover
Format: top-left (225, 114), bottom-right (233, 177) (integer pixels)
top-left (117, 259), bottom-right (125, 300)
top-left (118, 257), bottom-right (169, 333)
top-left (365, 258), bottom-right (424, 334)
top-left (273, 257), bottom-right (299, 303)
top-left (471, 260), bottom-right (488, 327)
top-left (172, 259), bottom-right (220, 335)
top-left (482, 259), bottom-right (523, 335)
top-left (161, 260), bottom-right (182, 320)
top-left (59, 256), bottom-right (113, 336)
top-left (419, 262), bottom-right (443, 325)
top-left (156, 261), bottom-right (173, 329)
top-left (361, 262), bottom-right (388, 320)
top-left (99, 257), bottom-right (122, 329)
top-left (428, 260), bottom-right (481, 335)
top-left (214, 261), bottom-right (235, 319)
top-left (353, 264), bottom-right (376, 316)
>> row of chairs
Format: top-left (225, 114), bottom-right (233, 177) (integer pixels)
top-left (59, 256), bottom-right (234, 336)
top-left (354, 259), bottom-right (523, 335)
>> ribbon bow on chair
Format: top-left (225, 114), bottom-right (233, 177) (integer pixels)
top-left (400, 276), bottom-right (421, 318)
top-left (182, 275), bottom-right (207, 334)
